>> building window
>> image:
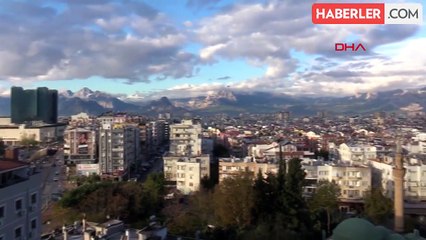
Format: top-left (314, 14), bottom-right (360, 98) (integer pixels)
top-left (189, 182), bottom-right (193, 187)
top-left (31, 219), bottom-right (36, 229)
top-left (15, 199), bottom-right (22, 211)
top-left (15, 227), bottom-right (22, 238)
top-left (31, 193), bottom-right (37, 205)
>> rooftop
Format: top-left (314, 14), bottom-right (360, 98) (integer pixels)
top-left (0, 160), bottom-right (28, 173)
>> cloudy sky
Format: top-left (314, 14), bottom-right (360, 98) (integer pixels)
top-left (0, 0), bottom-right (425, 99)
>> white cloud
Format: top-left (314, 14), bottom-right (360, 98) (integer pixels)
top-left (200, 43), bottom-right (227, 59)
top-left (0, 1), bottom-right (198, 83)
top-left (189, 0), bottom-right (424, 96)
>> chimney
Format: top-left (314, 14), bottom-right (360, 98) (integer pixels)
top-left (393, 138), bottom-right (406, 233)
top-left (63, 225), bottom-right (68, 240)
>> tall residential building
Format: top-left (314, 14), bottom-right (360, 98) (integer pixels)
top-left (163, 154), bottom-right (210, 194)
top-left (64, 127), bottom-right (97, 164)
top-left (169, 119), bottom-right (202, 156)
top-left (149, 120), bottom-right (169, 148)
top-left (11, 87), bottom-right (58, 124)
top-left (98, 124), bottom-right (140, 180)
top-left (164, 119), bottom-right (209, 194)
top-left (0, 161), bottom-right (42, 240)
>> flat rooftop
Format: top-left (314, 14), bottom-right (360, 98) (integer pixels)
top-left (0, 122), bottom-right (67, 129)
top-left (0, 160), bottom-right (28, 173)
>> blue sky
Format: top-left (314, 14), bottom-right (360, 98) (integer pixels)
top-left (0, 0), bottom-right (425, 98)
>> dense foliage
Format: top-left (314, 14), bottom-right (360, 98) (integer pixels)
top-left (57, 173), bottom-right (165, 226)
top-left (309, 180), bottom-right (341, 234)
top-left (20, 135), bottom-right (39, 146)
top-left (164, 158), bottom-right (319, 240)
top-left (364, 187), bottom-right (393, 225)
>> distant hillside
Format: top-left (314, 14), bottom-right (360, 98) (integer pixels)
top-left (0, 87), bottom-right (425, 116)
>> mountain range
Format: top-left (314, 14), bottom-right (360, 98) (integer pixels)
top-left (0, 87), bottom-right (424, 117)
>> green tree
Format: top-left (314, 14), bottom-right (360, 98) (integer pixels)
top-left (164, 190), bottom-right (215, 236)
top-left (143, 173), bottom-right (166, 214)
top-left (214, 171), bottom-right (254, 230)
top-left (252, 171), bottom-right (277, 224)
top-left (20, 135), bottom-right (39, 147)
top-left (364, 187), bottom-right (393, 225)
top-left (284, 158), bottom-right (311, 232)
top-left (309, 180), bottom-right (340, 235)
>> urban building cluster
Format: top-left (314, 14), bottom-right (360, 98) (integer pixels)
top-left (207, 112), bottom-right (426, 208)
top-left (0, 87), bottom-right (425, 239)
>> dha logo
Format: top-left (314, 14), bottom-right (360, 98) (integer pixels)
top-left (335, 43), bottom-right (366, 52)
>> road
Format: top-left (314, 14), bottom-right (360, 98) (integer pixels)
top-left (40, 150), bottom-right (66, 211)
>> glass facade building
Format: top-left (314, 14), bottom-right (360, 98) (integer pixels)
top-left (11, 87), bottom-right (58, 124)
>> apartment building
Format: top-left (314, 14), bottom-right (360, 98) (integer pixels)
top-left (218, 157), bottom-right (278, 182)
top-left (338, 143), bottom-right (377, 165)
top-left (370, 157), bottom-right (426, 202)
top-left (149, 120), bottom-right (169, 148)
top-left (169, 119), bottom-right (202, 156)
top-left (64, 127), bottom-right (97, 164)
top-left (164, 119), bottom-right (211, 193)
top-left (407, 132), bottom-right (426, 154)
top-left (68, 112), bottom-right (94, 127)
top-left (316, 164), bottom-right (372, 202)
top-left (0, 161), bottom-right (42, 240)
top-left (248, 142), bottom-right (309, 161)
top-left (98, 123), bottom-right (140, 180)
top-left (97, 116), bottom-right (114, 126)
top-left (218, 157), bottom-right (372, 202)
top-left (163, 154), bottom-right (210, 194)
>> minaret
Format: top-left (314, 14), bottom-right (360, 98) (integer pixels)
top-left (393, 138), bottom-right (405, 233)
top-left (82, 213), bottom-right (87, 232)
top-left (63, 225), bottom-right (68, 240)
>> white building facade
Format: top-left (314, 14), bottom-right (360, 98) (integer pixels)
top-left (370, 158), bottom-right (426, 202)
top-left (98, 124), bottom-right (140, 180)
top-left (164, 119), bottom-right (210, 193)
top-left (0, 161), bottom-right (42, 240)
top-left (338, 143), bottom-right (377, 165)
top-left (169, 119), bottom-right (202, 156)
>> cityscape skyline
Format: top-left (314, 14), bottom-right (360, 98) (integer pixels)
top-left (0, 0), bottom-right (425, 100)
